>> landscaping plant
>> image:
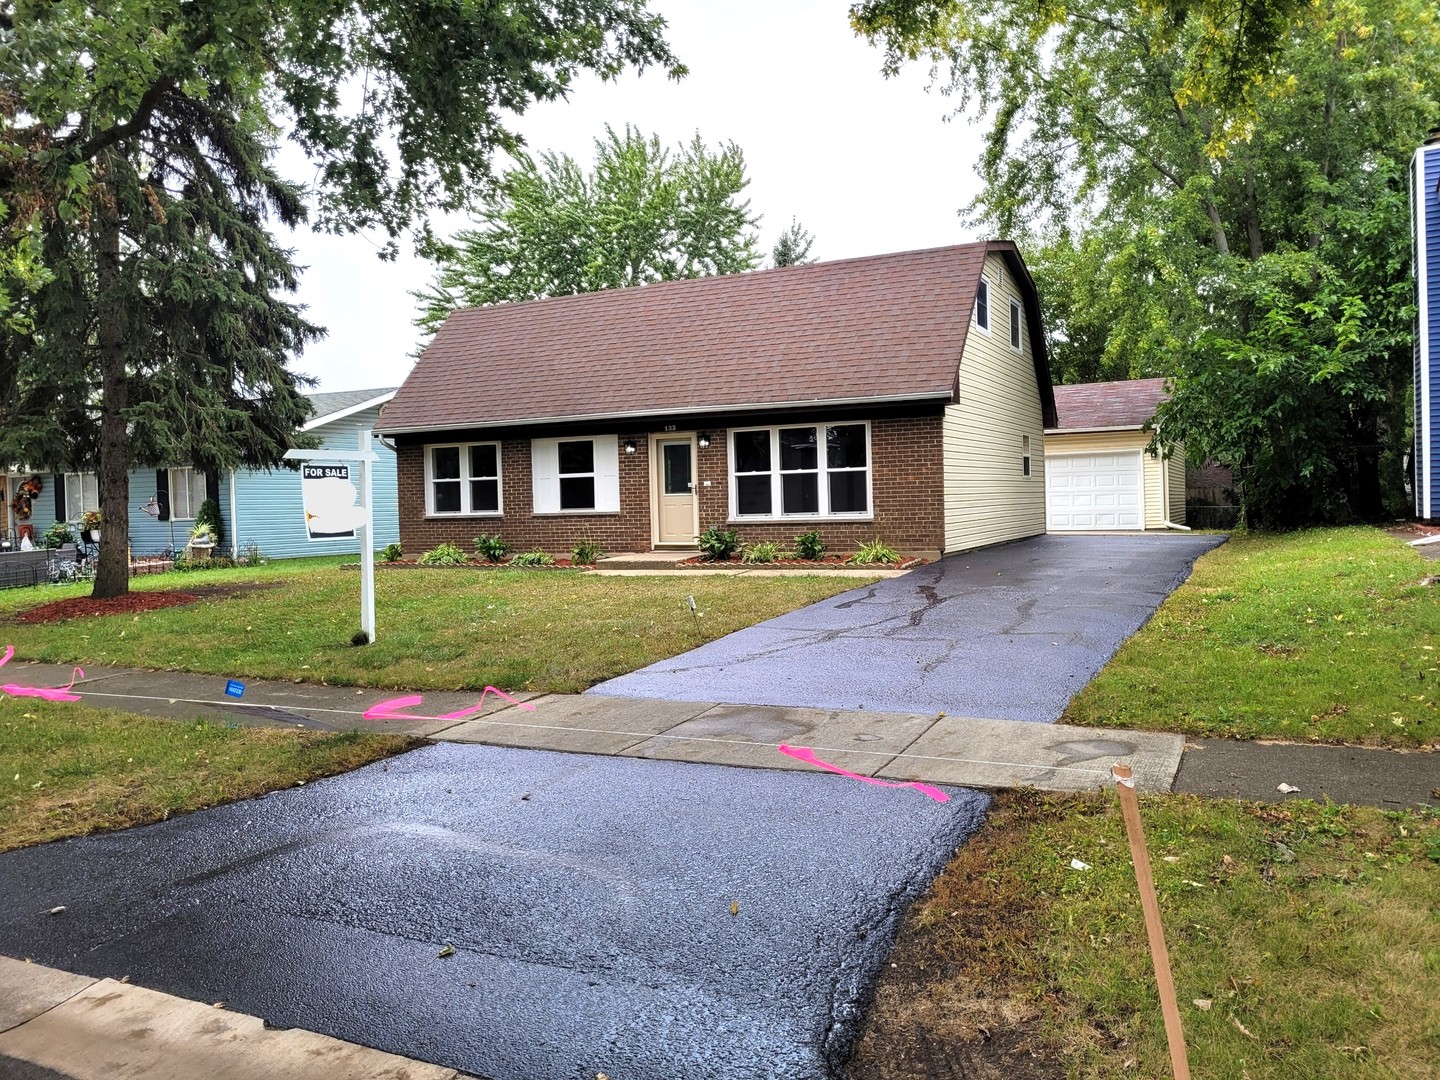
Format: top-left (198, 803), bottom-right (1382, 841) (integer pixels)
top-left (847, 539), bottom-right (902, 565)
top-left (509, 550), bottom-right (556, 567)
top-left (473, 532), bottom-right (511, 563)
top-left (195, 498), bottom-right (224, 547)
top-left (697, 524), bottom-right (741, 562)
top-left (417, 542), bottom-right (469, 566)
top-left (571, 538), bottom-right (605, 565)
top-left (41, 521), bottom-right (74, 549)
top-left (740, 541), bottom-right (786, 564)
top-left (381, 543), bottom-right (404, 563)
top-left (793, 529), bottom-right (825, 561)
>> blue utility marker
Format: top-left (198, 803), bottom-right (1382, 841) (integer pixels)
top-left (225, 680), bottom-right (245, 698)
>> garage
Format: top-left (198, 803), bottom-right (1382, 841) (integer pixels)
top-left (1046, 451), bottom-right (1144, 530)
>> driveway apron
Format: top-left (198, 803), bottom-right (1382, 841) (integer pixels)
top-left (0, 743), bottom-right (988, 1080)
top-left (592, 534), bottom-right (1226, 720)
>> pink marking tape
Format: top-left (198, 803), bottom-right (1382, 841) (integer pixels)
top-left (362, 687), bottom-right (536, 723)
top-left (0, 645), bottom-right (85, 702)
top-left (778, 743), bottom-right (950, 803)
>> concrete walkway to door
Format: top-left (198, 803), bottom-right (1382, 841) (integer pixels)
top-left (591, 533), bottom-right (1227, 720)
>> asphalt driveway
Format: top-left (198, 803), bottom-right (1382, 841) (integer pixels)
top-left (593, 534), bottom-right (1226, 720)
top-left (0, 743), bottom-right (987, 1080)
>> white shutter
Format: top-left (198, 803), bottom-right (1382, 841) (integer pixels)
top-left (593, 435), bottom-right (620, 512)
top-left (531, 439), bottom-right (559, 514)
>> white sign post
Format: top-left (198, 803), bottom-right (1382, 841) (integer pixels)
top-left (285, 428), bottom-right (380, 642)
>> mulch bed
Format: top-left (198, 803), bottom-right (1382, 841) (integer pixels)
top-left (353, 559), bottom-right (582, 571)
top-left (677, 554), bottom-right (923, 570)
top-left (16, 590), bottom-right (202, 625)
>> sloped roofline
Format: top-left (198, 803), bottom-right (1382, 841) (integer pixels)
top-left (303, 390), bottom-right (397, 431)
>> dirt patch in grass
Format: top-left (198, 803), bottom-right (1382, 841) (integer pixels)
top-left (849, 789), bottom-right (1440, 1079)
top-left (14, 590), bottom-right (202, 624)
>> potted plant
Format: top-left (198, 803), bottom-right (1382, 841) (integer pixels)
top-left (42, 520), bottom-right (75, 549)
top-left (187, 521), bottom-right (216, 561)
top-left (80, 510), bottom-right (102, 543)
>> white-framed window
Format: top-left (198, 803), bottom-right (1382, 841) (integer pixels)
top-left (531, 435), bottom-right (620, 514)
top-left (729, 423), bottom-right (872, 520)
top-left (1010, 297), bottom-right (1023, 351)
top-left (168, 467), bottom-right (207, 520)
top-left (975, 278), bottom-right (990, 331)
top-left (64, 472), bottom-right (99, 523)
top-left (1022, 435), bottom-right (1032, 477)
top-left (425, 442), bottom-right (502, 516)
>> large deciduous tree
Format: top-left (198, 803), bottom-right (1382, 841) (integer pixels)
top-left (0, 0), bottom-right (679, 596)
top-left (413, 125), bottom-right (760, 333)
top-left (853, 0), bottom-right (1440, 526)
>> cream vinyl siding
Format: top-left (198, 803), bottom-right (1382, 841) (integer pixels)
top-left (1044, 429), bottom-right (1187, 528)
top-left (942, 253), bottom-right (1047, 552)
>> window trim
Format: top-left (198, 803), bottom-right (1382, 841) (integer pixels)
top-left (64, 471), bottom-right (99, 523)
top-left (975, 278), bottom-right (991, 333)
top-left (424, 441), bottom-right (503, 517)
top-left (1022, 434), bottom-right (1032, 478)
top-left (556, 438), bottom-right (598, 512)
top-left (727, 421), bottom-right (874, 522)
top-left (1009, 297), bottom-right (1023, 352)
top-left (531, 435), bottom-right (621, 515)
top-left (168, 466), bottom-right (206, 521)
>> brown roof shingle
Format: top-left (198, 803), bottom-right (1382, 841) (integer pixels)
top-left (1049, 378), bottom-right (1170, 431)
top-left (380, 242), bottom-right (1048, 433)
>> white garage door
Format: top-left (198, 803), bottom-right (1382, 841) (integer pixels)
top-left (1047, 452), bottom-right (1144, 531)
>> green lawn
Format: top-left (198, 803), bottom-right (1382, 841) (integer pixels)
top-left (849, 790), bottom-right (1440, 1079)
top-left (1, 696), bottom-right (412, 851)
top-left (1065, 527), bottom-right (1440, 746)
top-left (0, 559), bottom-right (875, 693)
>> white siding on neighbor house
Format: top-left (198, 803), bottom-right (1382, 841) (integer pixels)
top-left (942, 253), bottom-right (1047, 553)
top-left (1043, 430), bottom-right (1187, 529)
top-left (230, 405), bottom-right (399, 560)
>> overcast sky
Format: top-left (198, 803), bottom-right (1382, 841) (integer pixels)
top-left (284, 1), bottom-right (989, 392)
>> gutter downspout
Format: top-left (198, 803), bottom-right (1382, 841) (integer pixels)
top-left (228, 469), bottom-right (240, 558)
top-left (1155, 421), bottom-right (1191, 531)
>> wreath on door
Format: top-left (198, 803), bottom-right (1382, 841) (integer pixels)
top-left (11, 476), bottom-right (42, 521)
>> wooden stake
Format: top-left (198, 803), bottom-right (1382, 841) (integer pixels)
top-left (1112, 762), bottom-right (1191, 1080)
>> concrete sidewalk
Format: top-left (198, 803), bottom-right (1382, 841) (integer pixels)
top-left (11, 660), bottom-right (1183, 793)
top-left (0, 956), bottom-right (472, 1080)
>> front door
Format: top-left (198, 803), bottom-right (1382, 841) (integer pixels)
top-left (655, 438), bottom-right (696, 545)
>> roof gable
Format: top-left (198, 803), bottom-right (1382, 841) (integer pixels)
top-left (380, 242), bottom-right (1053, 433)
top-left (304, 388), bottom-right (398, 430)
top-left (1049, 378), bottom-right (1170, 431)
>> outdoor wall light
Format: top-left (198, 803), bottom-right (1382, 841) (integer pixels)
top-left (624, 439), bottom-right (637, 454)
top-left (697, 433), bottom-right (711, 449)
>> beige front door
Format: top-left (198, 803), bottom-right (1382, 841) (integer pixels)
top-left (655, 438), bottom-right (696, 545)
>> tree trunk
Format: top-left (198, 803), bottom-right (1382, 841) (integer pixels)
top-left (91, 159), bottom-right (130, 599)
top-left (1245, 163), bottom-right (1263, 261)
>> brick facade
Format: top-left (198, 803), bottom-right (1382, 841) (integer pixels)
top-left (395, 413), bottom-right (946, 558)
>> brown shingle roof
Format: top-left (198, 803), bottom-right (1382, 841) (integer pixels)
top-left (1049, 378), bottom-right (1170, 431)
top-left (380, 242), bottom-right (1052, 433)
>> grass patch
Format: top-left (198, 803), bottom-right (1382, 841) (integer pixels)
top-left (0, 559), bottom-right (874, 693)
top-left (0, 697), bottom-right (412, 851)
top-left (1064, 527), bottom-right (1440, 746)
top-left (848, 790), bottom-right (1440, 1079)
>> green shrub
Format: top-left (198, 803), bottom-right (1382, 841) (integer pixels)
top-left (473, 532), bottom-right (510, 563)
top-left (381, 542), bottom-right (404, 563)
top-left (697, 524), bottom-right (741, 562)
top-left (171, 555), bottom-right (236, 572)
top-left (509, 549), bottom-right (556, 567)
top-left (741, 541), bottom-right (787, 564)
top-left (847, 539), bottom-right (903, 565)
top-left (571, 538), bottom-right (605, 565)
top-left (41, 520), bottom-right (74, 549)
top-left (418, 542), bottom-right (469, 566)
top-left (196, 497), bottom-right (224, 546)
top-left (793, 529), bottom-right (825, 560)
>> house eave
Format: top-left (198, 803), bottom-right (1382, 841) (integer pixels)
top-left (375, 391), bottom-right (954, 436)
top-left (1045, 424), bottom-right (1149, 435)
top-left (303, 391), bottom-right (397, 432)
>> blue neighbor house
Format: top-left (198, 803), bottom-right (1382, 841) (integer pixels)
top-left (1, 388), bottom-right (400, 560)
top-left (1413, 133), bottom-right (1440, 520)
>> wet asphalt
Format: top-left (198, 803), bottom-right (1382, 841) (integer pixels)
top-left (0, 742), bottom-right (988, 1080)
top-left (592, 534), bottom-right (1227, 720)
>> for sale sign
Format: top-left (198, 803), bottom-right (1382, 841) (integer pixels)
top-left (301, 464), bottom-right (366, 540)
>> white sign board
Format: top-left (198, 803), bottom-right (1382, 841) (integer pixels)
top-left (301, 464), bottom-right (367, 541)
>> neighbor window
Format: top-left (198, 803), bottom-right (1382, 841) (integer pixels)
top-left (168, 467), bottom-right (206, 520)
top-left (975, 278), bottom-right (990, 331)
top-left (730, 423), bottom-right (871, 519)
top-left (1010, 298), bottom-right (1022, 351)
top-left (64, 472), bottom-right (99, 523)
top-left (427, 442), bottom-right (502, 516)
top-left (531, 436), bottom-right (620, 514)
top-left (1022, 435), bottom-right (1032, 477)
